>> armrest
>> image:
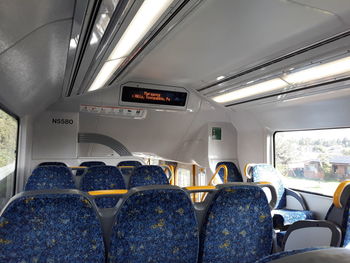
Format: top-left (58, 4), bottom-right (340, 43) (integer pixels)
top-left (285, 188), bottom-right (308, 210)
top-left (282, 220), bottom-right (342, 251)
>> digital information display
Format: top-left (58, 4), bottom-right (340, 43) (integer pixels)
top-left (121, 86), bottom-right (188, 107)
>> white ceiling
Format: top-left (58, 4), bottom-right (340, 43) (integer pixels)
top-left (0, 0), bottom-right (74, 116)
top-left (1, 0), bottom-right (350, 118)
top-left (124, 0), bottom-right (350, 90)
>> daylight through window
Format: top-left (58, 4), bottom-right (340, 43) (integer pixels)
top-left (274, 128), bottom-right (350, 196)
top-left (0, 109), bottom-right (18, 208)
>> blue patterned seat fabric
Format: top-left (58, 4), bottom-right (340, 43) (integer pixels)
top-left (76, 161), bottom-right (106, 176)
top-left (25, 166), bottom-right (76, 191)
top-left (216, 161), bottom-right (243, 182)
top-left (117, 160), bottom-right (142, 177)
top-left (80, 165), bottom-right (126, 208)
top-left (250, 164), bottom-right (314, 228)
top-left (128, 165), bottom-right (169, 188)
top-left (255, 247), bottom-right (324, 263)
top-left (342, 207), bottom-right (350, 247)
top-left (0, 193), bottom-right (104, 262)
top-left (199, 185), bottom-right (273, 263)
top-left (327, 194), bottom-right (350, 248)
top-left (273, 209), bottom-right (314, 227)
top-left (38, 162), bottom-right (67, 167)
top-left (109, 187), bottom-right (199, 263)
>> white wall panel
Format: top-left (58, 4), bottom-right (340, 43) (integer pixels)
top-left (32, 111), bottom-right (79, 159)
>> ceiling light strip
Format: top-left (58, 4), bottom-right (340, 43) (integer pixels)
top-left (88, 0), bottom-right (177, 92)
top-left (198, 29), bottom-right (350, 92)
top-left (212, 78), bottom-right (287, 103)
top-left (224, 76), bottom-right (350, 107)
top-left (213, 54), bottom-right (350, 104)
top-left (108, 0), bottom-right (193, 85)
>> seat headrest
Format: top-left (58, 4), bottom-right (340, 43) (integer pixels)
top-left (333, 180), bottom-right (350, 208)
top-left (244, 163), bottom-right (255, 179)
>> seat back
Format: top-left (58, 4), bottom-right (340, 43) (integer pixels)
top-left (0, 190), bottom-right (104, 262)
top-left (25, 166), bottom-right (76, 191)
top-left (117, 160), bottom-right (142, 167)
top-left (117, 160), bottom-right (142, 178)
top-left (128, 165), bottom-right (169, 188)
top-left (109, 186), bottom-right (199, 263)
top-left (248, 163), bottom-right (286, 209)
top-left (326, 181), bottom-right (350, 247)
top-left (199, 184), bottom-right (273, 263)
top-left (216, 161), bottom-right (243, 182)
top-left (80, 166), bottom-right (126, 208)
top-left (38, 161), bottom-right (67, 167)
top-left (76, 161), bottom-right (106, 176)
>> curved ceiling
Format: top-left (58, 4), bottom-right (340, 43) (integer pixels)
top-left (122, 0), bottom-right (350, 90)
top-left (0, 0), bottom-right (74, 116)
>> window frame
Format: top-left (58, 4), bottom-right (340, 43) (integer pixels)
top-left (273, 127), bottom-right (350, 198)
top-left (0, 103), bottom-right (20, 197)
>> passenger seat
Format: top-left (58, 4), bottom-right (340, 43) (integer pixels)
top-left (0, 190), bottom-right (105, 262)
top-left (24, 166), bottom-right (76, 191)
top-left (76, 161), bottom-right (106, 176)
top-left (245, 163), bottom-right (314, 229)
top-left (108, 185), bottom-right (199, 262)
top-left (216, 161), bottom-right (243, 182)
top-left (199, 184), bottom-right (273, 263)
top-left (117, 160), bottom-right (142, 178)
top-left (279, 180), bottom-right (350, 250)
top-left (80, 166), bottom-right (126, 208)
top-left (128, 165), bottom-right (169, 188)
top-left (38, 161), bottom-right (67, 167)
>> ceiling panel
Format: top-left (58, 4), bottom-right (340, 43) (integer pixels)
top-left (0, 21), bottom-right (72, 116)
top-left (124, 0), bottom-right (349, 89)
top-left (0, 0), bottom-right (74, 54)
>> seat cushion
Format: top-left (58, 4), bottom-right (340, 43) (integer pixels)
top-left (273, 209), bottom-right (314, 228)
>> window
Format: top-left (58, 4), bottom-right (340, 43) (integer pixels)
top-left (176, 167), bottom-right (192, 187)
top-left (0, 108), bottom-right (18, 208)
top-left (274, 128), bottom-right (350, 196)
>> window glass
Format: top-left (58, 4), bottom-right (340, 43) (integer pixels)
top-left (274, 128), bottom-right (350, 196)
top-left (176, 167), bottom-right (191, 187)
top-left (198, 168), bottom-right (206, 186)
top-left (0, 109), bottom-right (18, 208)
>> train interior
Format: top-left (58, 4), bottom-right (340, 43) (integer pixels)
top-left (1, 0), bottom-right (350, 262)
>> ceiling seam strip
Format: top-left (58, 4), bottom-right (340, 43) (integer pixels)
top-left (0, 18), bottom-right (72, 58)
top-left (66, 0), bottom-right (103, 97)
top-left (78, 0), bottom-right (137, 95)
top-left (198, 29), bottom-right (350, 92)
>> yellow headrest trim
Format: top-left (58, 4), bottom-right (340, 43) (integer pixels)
top-left (256, 181), bottom-right (272, 185)
top-left (88, 189), bottom-right (128, 196)
top-left (117, 166), bottom-right (136, 169)
top-left (244, 163), bottom-right (253, 178)
top-left (185, 186), bottom-right (216, 191)
top-left (333, 180), bottom-right (350, 208)
top-left (70, 166), bottom-right (88, 169)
